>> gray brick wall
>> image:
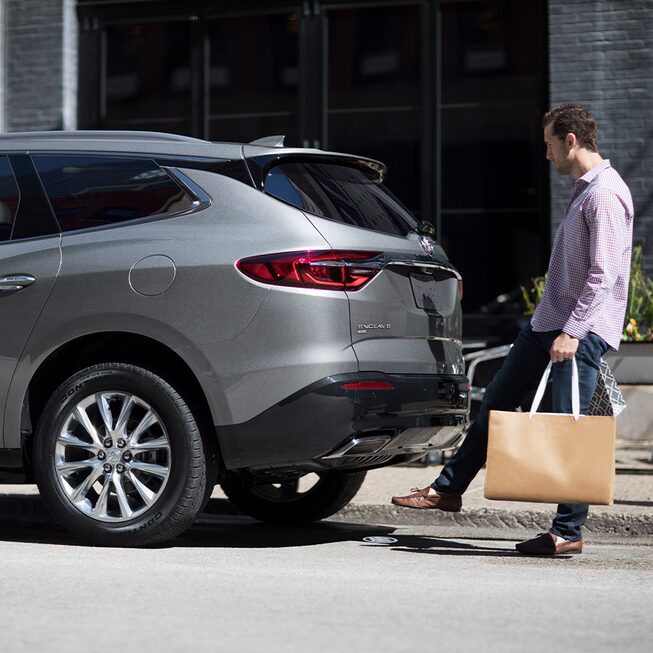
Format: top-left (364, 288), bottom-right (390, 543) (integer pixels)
top-left (548, 0), bottom-right (653, 277)
top-left (4, 0), bottom-right (77, 132)
top-left (0, 1), bottom-right (5, 132)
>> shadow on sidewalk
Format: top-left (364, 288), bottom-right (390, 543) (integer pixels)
top-left (386, 536), bottom-right (579, 559)
top-left (0, 494), bottom-right (580, 557)
top-left (0, 494), bottom-right (401, 549)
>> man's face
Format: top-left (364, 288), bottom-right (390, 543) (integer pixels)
top-left (544, 123), bottom-right (573, 175)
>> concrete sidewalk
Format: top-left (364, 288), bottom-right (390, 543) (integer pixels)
top-left (335, 440), bottom-right (653, 537)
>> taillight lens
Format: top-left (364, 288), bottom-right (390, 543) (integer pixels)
top-left (236, 250), bottom-right (382, 291)
top-left (458, 278), bottom-right (464, 301)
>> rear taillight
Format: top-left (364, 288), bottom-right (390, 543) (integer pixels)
top-left (236, 250), bottom-right (382, 291)
top-left (458, 278), bottom-right (464, 301)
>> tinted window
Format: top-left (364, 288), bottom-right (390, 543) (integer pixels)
top-left (0, 157), bottom-right (19, 242)
top-left (264, 162), bottom-right (417, 237)
top-left (33, 156), bottom-right (195, 232)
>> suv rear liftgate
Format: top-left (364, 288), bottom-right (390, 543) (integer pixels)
top-left (216, 154), bottom-right (470, 478)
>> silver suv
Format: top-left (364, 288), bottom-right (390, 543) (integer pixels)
top-left (0, 131), bottom-right (469, 546)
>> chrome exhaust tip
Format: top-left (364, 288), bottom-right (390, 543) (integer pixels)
top-left (323, 434), bottom-right (392, 459)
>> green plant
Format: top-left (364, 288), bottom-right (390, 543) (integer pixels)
top-left (520, 274), bottom-right (547, 317)
top-left (622, 244), bottom-right (653, 342)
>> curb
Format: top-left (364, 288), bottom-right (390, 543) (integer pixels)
top-left (331, 504), bottom-right (653, 537)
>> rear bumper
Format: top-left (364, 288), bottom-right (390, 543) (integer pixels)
top-left (216, 372), bottom-right (470, 474)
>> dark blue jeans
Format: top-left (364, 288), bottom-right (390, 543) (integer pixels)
top-left (433, 324), bottom-right (609, 541)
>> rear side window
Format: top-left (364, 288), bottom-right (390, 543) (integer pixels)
top-left (0, 156), bottom-right (19, 242)
top-left (264, 161), bottom-right (418, 237)
top-left (32, 155), bottom-right (195, 232)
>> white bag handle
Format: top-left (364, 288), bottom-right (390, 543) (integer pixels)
top-left (529, 357), bottom-right (580, 420)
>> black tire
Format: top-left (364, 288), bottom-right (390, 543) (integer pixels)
top-left (34, 363), bottom-right (206, 547)
top-left (220, 470), bottom-right (366, 524)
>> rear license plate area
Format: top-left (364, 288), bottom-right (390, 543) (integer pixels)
top-left (410, 272), bottom-right (443, 311)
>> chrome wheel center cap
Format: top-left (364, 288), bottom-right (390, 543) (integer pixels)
top-left (107, 449), bottom-right (122, 464)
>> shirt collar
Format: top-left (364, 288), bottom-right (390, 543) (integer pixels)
top-left (574, 158), bottom-right (611, 187)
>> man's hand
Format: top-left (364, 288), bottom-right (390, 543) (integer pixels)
top-left (550, 332), bottom-right (579, 363)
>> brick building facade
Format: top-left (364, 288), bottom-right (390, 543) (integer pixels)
top-left (548, 0), bottom-right (652, 275)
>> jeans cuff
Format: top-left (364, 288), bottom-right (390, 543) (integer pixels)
top-left (549, 528), bottom-right (582, 542)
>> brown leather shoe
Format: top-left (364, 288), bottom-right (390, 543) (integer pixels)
top-left (391, 486), bottom-right (462, 512)
top-left (515, 532), bottom-right (583, 555)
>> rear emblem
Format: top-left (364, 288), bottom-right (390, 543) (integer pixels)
top-left (357, 323), bottom-right (391, 335)
top-left (419, 236), bottom-right (434, 256)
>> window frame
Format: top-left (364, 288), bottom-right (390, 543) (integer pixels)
top-left (0, 154), bottom-right (21, 244)
top-left (29, 152), bottom-right (211, 237)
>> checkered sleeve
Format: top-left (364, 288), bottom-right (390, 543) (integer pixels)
top-left (563, 188), bottom-right (628, 339)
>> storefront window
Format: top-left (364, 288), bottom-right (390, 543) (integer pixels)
top-left (103, 22), bottom-right (192, 134)
top-left (208, 13), bottom-right (299, 145)
top-left (439, 0), bottom-right (547, 310)
top-left (325, 4), bottom-right (422, 216)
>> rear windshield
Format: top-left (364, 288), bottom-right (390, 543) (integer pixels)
top-left (264, 161), bottom-right (418, 237)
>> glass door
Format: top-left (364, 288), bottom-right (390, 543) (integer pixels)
top-left (437, 0), bottom-right (548, 312)
top-left (321, 2), bottom-right (426, 216)
top-left (208, 11), bottom-right (301, 145)
top-left (102, 21), bottom-right (193, 135)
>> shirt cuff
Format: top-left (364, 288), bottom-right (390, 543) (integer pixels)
top-left (562, 318), bottom-right (590, 340)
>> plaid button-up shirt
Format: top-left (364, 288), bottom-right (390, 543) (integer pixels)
top-left (531, 159), bottom-right (634, 350)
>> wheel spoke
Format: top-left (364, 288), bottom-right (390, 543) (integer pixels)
top-left (70, 464), bottom-right (103, 502)
top-left (114, 395), bottom-right (135, 440)
top-left (74, 405), bottom-right (103, 447)
top-left (113, 473), bottom-right (133, 520)
top-left (91, 477), bottom-right (112, 518)
top-left (56, 459), bottom-right (95, 475)
top-left (127, 470), bottom-right (156, 506)
top-left (96, 393), bottom-right (114, 436)
top-left (128, 410), bottom-right (158, 445)
top-left (130, 460), bottom-right (169, 479)
top-left (130, 437), bottom-right (169, 453)
top-left (58, 432), bottom-right (97, 452)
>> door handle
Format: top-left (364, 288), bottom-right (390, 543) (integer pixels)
top-left (0, 274), bottom-right (36, 293)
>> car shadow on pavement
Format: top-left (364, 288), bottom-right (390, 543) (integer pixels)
top-left (176, 514), bottom-right (402, 549)
top-left (0, 495), bottom-right (578, 557)
top-left (0, 494), bottom-right (401, 549)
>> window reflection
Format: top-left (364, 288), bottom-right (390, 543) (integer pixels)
top-left (439, 0), bottom-right (546, 309)
top-left (327, 5), bottom-right (422, 215)
top-left (209, 13), bottom-right (299, 144)
top-left (104, 22), bottom-right (192, 134)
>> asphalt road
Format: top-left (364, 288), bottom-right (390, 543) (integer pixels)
top-left (0, 512), bottom-right (651, 653)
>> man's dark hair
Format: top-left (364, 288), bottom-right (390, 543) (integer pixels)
top-left (543, 104), bottom-right (599, 152)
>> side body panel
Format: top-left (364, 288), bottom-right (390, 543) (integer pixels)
top-left (0, 237), bottom-right (62, 447)
top-left (3, 170), bottom-right (357, 448)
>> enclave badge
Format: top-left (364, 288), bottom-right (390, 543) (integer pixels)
top-left (357, 323), bottom-right (391, 334)
top-left (419, 235), bottom-right (434, 256)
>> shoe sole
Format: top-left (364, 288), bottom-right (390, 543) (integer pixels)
top-left (515, 548), bottom-right (583, 556)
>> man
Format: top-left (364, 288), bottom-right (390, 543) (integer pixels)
top-left (391, 104), bottom-right (634, 555)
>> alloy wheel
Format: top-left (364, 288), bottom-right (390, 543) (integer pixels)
top-left (54, 391), bottom-right (171, 522)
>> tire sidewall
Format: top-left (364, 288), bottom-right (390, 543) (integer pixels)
top-left (34, 365), bottom-right (203, 545)
top-left (221, 470), bottom-right (366, 523)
